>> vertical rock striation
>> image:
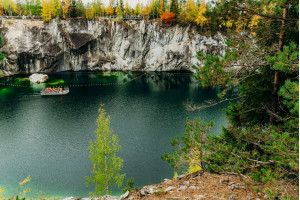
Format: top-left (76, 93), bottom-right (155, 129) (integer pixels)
top-left (0, 19), bottom-right (226, 76)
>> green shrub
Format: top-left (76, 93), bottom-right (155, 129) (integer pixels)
top-left (122, 178), bottom-right (135, 193)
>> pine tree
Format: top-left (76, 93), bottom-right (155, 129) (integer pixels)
top-left (75, 0), bottom-right (85, 17)
top-left (31, 0), bottom-right (41, 15)
top-left (85, 106), bottom-right (125, 196)
top-left (118, 0), bottom-right (124, 13)
top-left (69, 0), bottom-right (76, 18)
top-left (169, 0), bottom-right (179, 19)
top-left (54, 0), bottom-right (61, 18)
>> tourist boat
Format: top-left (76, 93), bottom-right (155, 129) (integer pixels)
top-left (40, 87), bottom-right (69, 96)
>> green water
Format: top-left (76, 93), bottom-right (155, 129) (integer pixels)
top-left (0, 71), bottom-right (228, 198)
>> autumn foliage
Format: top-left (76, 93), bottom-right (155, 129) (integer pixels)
top-left (161, 12), bottom-right (176, 25)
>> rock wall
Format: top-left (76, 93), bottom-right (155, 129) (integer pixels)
top-left (0, 18), bottom-right (226, 76)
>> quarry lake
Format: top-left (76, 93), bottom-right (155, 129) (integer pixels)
top-left (0, 71), bottom-right (228, 198)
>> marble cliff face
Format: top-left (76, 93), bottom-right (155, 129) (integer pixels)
top-left (0, 18), bottom-right (226, 76)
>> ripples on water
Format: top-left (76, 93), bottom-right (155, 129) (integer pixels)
top-left (0, 71), bottom-right (228, 198)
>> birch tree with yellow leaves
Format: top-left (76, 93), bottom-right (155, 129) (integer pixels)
top-left (195, 0), bottom-right (207, 27)
top-left (85, 2), bottom-right (95, 19)
top-left (185, 0), bottom-right (198, 23)
top-left (41, 0), bottom-right (57, 21)
top-left (135, 0), bottom-right (141, 15)
top-left (124, 0), bottom-right (131, 15)
top-left (158, 0), bottom-right (164, 17)
top-left (106, 0), bottom-right (114, 15)
top-left (0, 0), bottom-right (17, 16)
top-left (85, 106), bottom-right (125, 196)
top-left (61, 0), bottom-right (71, 18)
top-left (141, 4), bottom-right (151, 19)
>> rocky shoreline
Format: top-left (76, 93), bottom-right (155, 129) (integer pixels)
top-left (0, 19), bottom-right (226, 76)
top-left (61, 171), bottom-right (299, 200)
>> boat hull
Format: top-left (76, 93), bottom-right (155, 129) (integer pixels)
top-left (41, 88), bottom-right (69, 96)
top-left (41, 91), bottom-right (69, 96)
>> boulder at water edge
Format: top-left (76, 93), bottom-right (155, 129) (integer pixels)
top-left (29, 73), bottom-right (48, 83)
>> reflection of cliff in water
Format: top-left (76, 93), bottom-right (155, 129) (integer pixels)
top-left (144, 72), bottom-right (196, 90)
top-left (138, 72), bottom-right (221, 101)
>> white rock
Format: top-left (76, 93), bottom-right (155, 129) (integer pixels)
top-left (177, 174), bottom-right (186, 180)
top-left (0, 19), bottom-right (227, 76)
top-left (193, 195), bottom-right (206, 199)
top-left (29, 73), bottom-right (48, 83)
top-left (149, 188), bottom-right (154, 194)
top-left (229, 194), bottom-right (236, 200)
top-left (182, 181), bottom-right (190, 186)
top-left (179, 186), bottom-right (187, 190)
top-left (120, 190), bottom-right (129, 199)
top-left (165, 186), bottom-right (176, 192)
top-left (139, 189), bottom-right (146, 196)
top-left (190, 186), bottom-right (197, 190)
top-left (62, 197), bottom-right (74, 200)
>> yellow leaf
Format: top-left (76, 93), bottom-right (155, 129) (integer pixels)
top-left (173, 172), bottom-right (178, 179)
top-left (195, 0), bottom-right (207, 26)
top-left (0, 187), bottom-right (5, 200)
top-left (19, 175), bottom-right (31, 187)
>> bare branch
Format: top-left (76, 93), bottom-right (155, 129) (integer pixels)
top-left (184, 95), bottom-right (246, 111)
top-left (235, 7), bottom-right (299, 22)
top-left (231, 152), bottom-right (275, 165)
top-left (261, 103), bottom-right (296, 127)
top-left (218, 172), bottom-right (239, 175)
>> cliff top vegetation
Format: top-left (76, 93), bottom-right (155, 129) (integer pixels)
top-left (0, 0), bottom-right (242, 34)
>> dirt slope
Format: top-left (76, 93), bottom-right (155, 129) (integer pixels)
top-left (126, 171), bottom-right (298, 200)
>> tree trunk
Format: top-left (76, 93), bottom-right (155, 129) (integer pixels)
top-left (270, 6), bottom-right (287, 124)
top-left (105, 153), bottom-right (108, 195)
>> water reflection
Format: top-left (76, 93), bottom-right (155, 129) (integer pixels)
top-left (0, 71), bottom-right (227, 198)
